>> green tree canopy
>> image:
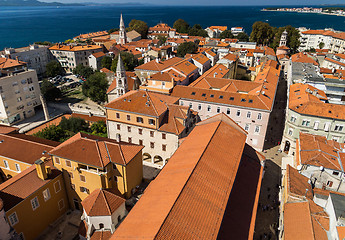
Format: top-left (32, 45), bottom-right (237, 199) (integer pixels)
top-left (176, 42), bottom-right (198, 57)
top-left (188, 24), bottom-right (208, 37)
top-left (46, 60), bottom-right (64, 77)
top-left (108, 28), bottom-right (119, 34)
top-left (82, 72), bottom-right (108, 103)
top-left (90, 120), bottom-right (107, 137)
top-left (219, 30), bottom-right (234, 39)
top-left (236, 32), bottom-right (250, 42)
top-left (271, 26), bottom-right (301, 53)
top-left (173, 19), bottom-right (190, 33)
top-left (111, 52), bottom-right (138, 72)
top-left (73, 64), bottom-right (94, 79)
top-left (128, 19), bottom-right (149, 38)
top-left (319, 42), bottom-right (325, 49)
top-left (40, 79), bottom-right (62, 101)
top-left (249, 21), bottom-right (277, 46)
top-left (157, 36), bottom-right (167, 46)
top-left (101, 56), bottom-right (113, 70)
top-left (33, 125), bottom-right (67, 142)
top-left (59, 116), bottom-right (89, 133)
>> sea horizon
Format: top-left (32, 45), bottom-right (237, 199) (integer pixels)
top-left (1, 5), bottom-right (345, 49)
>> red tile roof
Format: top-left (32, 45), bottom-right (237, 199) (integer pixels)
top-left (50, 132), bottom-right (143, 168)
top-left (0, 57), bottom-right (26, 69)
top-left (111, 113), bottom-right (263, 239)
top-left (82, 189), bottom-right (125, 216)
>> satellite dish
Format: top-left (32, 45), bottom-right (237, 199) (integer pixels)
top-left (297, 165), bottom-right (302, 171)
top-left (320, 166), bottom-right (324, 171)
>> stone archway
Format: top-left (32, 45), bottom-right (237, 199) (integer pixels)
top-left (153, 155), bottom-right (164, 166)
top-left (143, 153), bottom-right (152, 162)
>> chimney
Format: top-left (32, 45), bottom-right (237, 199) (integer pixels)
top-left (35, 157), bottom-right (48, 180)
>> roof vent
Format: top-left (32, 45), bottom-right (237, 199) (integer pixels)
top-left (0, 140), bottom-right (3, 143)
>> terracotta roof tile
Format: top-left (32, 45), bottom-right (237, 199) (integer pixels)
top-left (90, 231), bottom-right (112, 240)
top-left (286, 165), bottom-right (313, 200)
top-left (0, 57), bottom-right (26, 69)
top-left (112, 113), bottom-right (262, 239)
top-left (49, 44), bottom-right (102, 52)
top-left (50, 132), bottom-right (143, 168)
top-left (82, 189), bottom-right (125, 216)
top-left (135, 57), bottom-right (183, 72)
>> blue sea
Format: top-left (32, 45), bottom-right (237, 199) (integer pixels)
top-left (1, 5), bottom-right (345, 49)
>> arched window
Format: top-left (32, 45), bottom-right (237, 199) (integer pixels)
top-left (99, 223), bottom-right (104, 229)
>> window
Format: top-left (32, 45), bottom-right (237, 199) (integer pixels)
top-left (150, 131), bottom-right (154, 137)
top-left (150, 142), bottom-right (154, 148)
top-left (65, 160), bottom-right (71, 167)
top-left (80, 187), bottom-right (89, 194)
top-left (333, 171), bottom-right (339, 176)
top-left (127, 115), bottom-right (131, 121)
top-left (138, 129), bottom-right (143, 135)
top-left (219, 95), bottom-right (223, 99)
top-left (162, 133), bottom-right (166, 139)
top-left (327, 181), bottom-right (333, 187)
top-left (54, 181), bottom-right (61, 193)
top-left (162, 144), bottom-right (167, 151)
top-left (230, 97), bottom-right (234, 101)
top-left (116, 113), bottom-right (120, 119)
top-left (290, 116), bottom-right (297, 123)
top-left (247, 111), bottom-right (251, 118)
top-left (191, 92), bottom-right (196, 95)
top-left (15, 164), bottom-right (20, 172)
top-left (301, 120), bottom-right (310, 127)
top-left (255, 126), bottom-right (260, 133)
top-left (58, 199), bottom-right (65, 210)
top-left (137, 117), bottom-right (143, 123)
top-left (202, 93), bottom-right (206, 97)
top-left (31, 197), bottom-right (39, 211)
top-left (99, 223), bottom-right (104, 229)
top-left (55, 157), bottom-right (60, 164)
top-left (335, 125), bottom-right (344, 132)
top-left (180, 101), bottom-right (184, 106)
top-left (149, 119), bottom-right (155, 125)
top-left (245, 124), bottom-right (250, 131)
top-left (288, 128), bottom-right (293, 136)
top-left (198, 104), bottom-right (202, 110)
top-left (117, 124), bottom-right (121, 130)
top-left (43, 188), bottom-right (51, 201)
top-left (314, 122), bottom-right (319, 130)
top-left (325, 122), bottom-right (331, 132)
top-left (241, 98), bottom-right (246, 102)
top-left (68, 171), bottom-right (73, 179)
top-left (249, 99), bottom-right (253, 103)
top-left (80, 175), bottom-right (86, 182)
top-left (8, 212), bottom-right (18, 226)
top-left (207, 105), bottom-right (211, 112)
top-left (127, 126), bottom-right (131, 132)
top-left (71, 184), bottom-right (75, 190)
top-left (236, 110), bottom-right (241, 116)
top-left (189, 103), bottom-right (193, 108)
top-left (3, 160), bottom-right (9, 169)
top-left (128, 137), bottom-right (132, 143)
top-left (226, 108), bottom-right (230, 114)
top-left (217, 107), bottom-right (220, 113)
top-left (210, 94), bottom-right (214, 98)
top-left (139, 139), bottom-right (143, 145)
top-left (257, 113), bottom-right (262, 120)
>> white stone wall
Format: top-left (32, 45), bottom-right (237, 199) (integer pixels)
top-left (179, 99), bottom-right (269, 151)
top-left (107, 121), bottom-right (179, 166)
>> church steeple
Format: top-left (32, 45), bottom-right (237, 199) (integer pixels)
top-left (280, 29), bottom-right (288, 47)
top-left (119, 13), bottom-right (127, 45)
top-left (115, 54), bottom-right (127, 97)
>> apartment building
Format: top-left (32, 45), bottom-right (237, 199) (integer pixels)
top-left (105, 90), bottom-right (198, 168)
top-left (147, 23), bottom-right (177, 39)
top-left (49, 44), bottom-right (103, 72)
top-left (0, 58), bottom-right (42, 125)
top-left (111, 113), bottom-right (264, 239)
top-left (281, 83), bottom-right (345, 156)
top-left (0, 158), bottom-right (69, 240)
top-left (1, 44), bottom-right (53, 76)
top-left (49, 132), bottom-right (143, 209)
top-left (205, 26), bottom-right (227, 38)
top-left (171, 60), bottom-right (281, 151)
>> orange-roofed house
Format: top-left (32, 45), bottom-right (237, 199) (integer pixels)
top-left (0, 158), bottom-right (69, 240)
top-left (189, 53), bottom-right (212, 75)
top-left (321, 53), bottom-right (345, 70)
top-left (110, 113), bottom-right (264, 240)
top-left (281, 83), bottom-right (345, 156)
top-left (295, 132), bottom-right (345, 193)
top-left (49, 44), bottom-right (103, 72)
top-left (105, 90), bottom-right (198, 168)
top-left (205, 26), bottom-right (228, 38)
top-left (147, 23), bottom-right (177, 39)
top-left (49, 132), bottom-right (144, 209)
top-left (88, 51), bottom-right (106, 70)
top-left (0, 58), bottom-right (43, 125)
top-left (171, 60), bottom-right (281, 151)
top-left (79, 188), bottom-right (126, 239)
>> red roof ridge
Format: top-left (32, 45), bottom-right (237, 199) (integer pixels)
top-left (146, 91), bottom-right (159, 116)
top-left (102, 189), bottom-right (112, 215)
top-left (95, 141), bottom-right (105, 169)
top-left (0, 132), bottom-right (55, 148)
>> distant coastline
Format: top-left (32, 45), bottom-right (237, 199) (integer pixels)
top-left (262, 7), bottom-right (345, 18)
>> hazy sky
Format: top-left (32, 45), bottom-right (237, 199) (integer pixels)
top-left (42, 0), bottom-right (344, 6)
